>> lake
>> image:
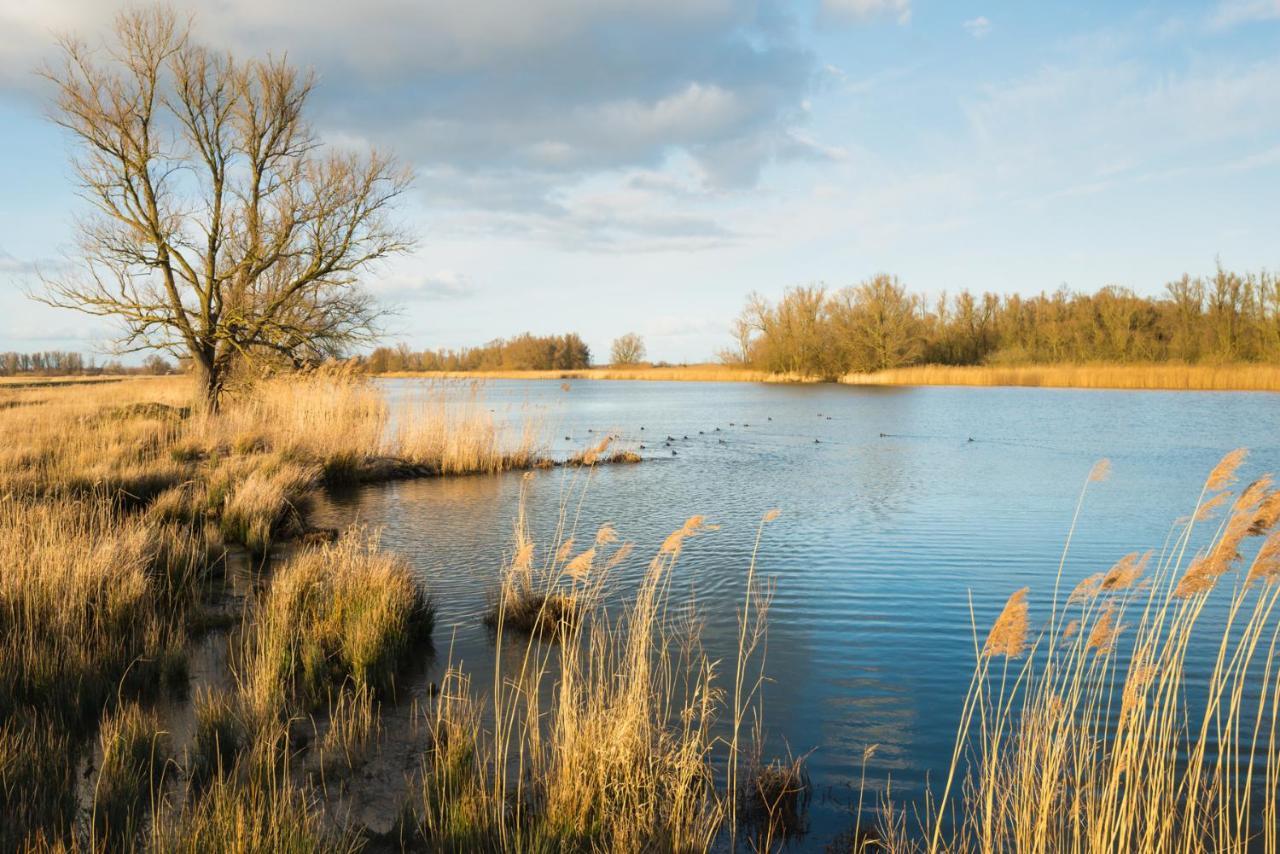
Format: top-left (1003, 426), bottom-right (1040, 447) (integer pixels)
top-left (311, 378), bottom-right (1280, 846)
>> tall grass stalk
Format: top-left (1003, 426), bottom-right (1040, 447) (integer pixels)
top-left (412, 487), bottom-right (787, 852)
top-left (916, 449), bottom-right (1280, 852)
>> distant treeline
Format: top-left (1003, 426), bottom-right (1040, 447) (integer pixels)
top-left (724, 266), bottom-right (1280, 378)
top-left (0, 351), bottom-right (173, 377)
top-left (364, 333), bottom-right (592, 372)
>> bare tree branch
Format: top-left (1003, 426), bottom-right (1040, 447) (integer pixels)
top-left (35, 6), bottom-right (413, 407)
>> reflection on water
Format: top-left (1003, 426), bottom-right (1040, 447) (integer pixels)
top-left (310, 379), bottom-right (1280, 845)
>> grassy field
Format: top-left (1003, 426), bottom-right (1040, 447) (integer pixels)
top-left (380, 363), bottom-right (810, 383)
top-left (843, 362), bottom-right (1280, 392)
top-left (381, 361), bottom-right (1280, 391)
top-left (4, 373), bottom-right (1280, 851)
top-left (0, 372), bottom-right (777, 851)
top-left (0, 373), bottom-right (144, 387)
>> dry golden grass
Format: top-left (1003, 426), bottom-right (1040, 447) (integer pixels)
top-left (0, 376), bottom-right (192, 499)
top-left (0, 496), bottom-right (196, 727)
top-left (380, 363), bottom-right (812, 383)
top-left (0, 491), bottom-right (199, 849)
top-left (0, 371), bottom-right (561, 555)
top-left (151, 733), bottom-right (361, 854)
top-left (0, 373), bottom-right (145, 386)
top-left (395, 382), bottom-right (544, 475)
top-left (238, 529), bottom-right (434, 720)
top-left (0, 712), bottom-right (78, 849)
top-left (843, 362), bottom-right (1280, 392)
top-left (91, 702), bottom-right (168, 850)
top-left (215, 455), bottom-right (320, 553)
top-left (412, 486), bottom-right (781, 852)
top-left (0, 371), bottom-right (552, 499)
top-left (383, 361), bottom-right (1280, 391)
top-left (914, 449), bottom-right (1280, 853)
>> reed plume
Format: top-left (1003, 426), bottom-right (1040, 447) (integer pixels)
top-left (983, 587), bottom-right (1029, 658)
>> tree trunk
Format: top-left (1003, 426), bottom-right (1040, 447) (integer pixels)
top-left (193, 355), bottom-right (224, 413)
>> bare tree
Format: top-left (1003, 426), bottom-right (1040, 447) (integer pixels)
top-left (719, 311), bottom-right (756, 365)
top-left (609, 332), bottom-right (646, 366)
top-left (37, 7), bottom-right (413, 408)
top-left (828, 275), bottom-right (922, 372)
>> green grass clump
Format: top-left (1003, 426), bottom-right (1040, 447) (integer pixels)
top-left (241, 530), bottom-right (434, 717)
top-left (92, 703), bottom-right (168, 850)
top-left (214, 455), bottom-right (319, 553)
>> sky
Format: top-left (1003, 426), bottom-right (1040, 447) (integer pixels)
top-left (1, 1), bottom-right (1278, 363)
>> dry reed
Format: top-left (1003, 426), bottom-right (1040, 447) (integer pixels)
top-left (239, 529), bottom-right (434, 720)
top-left (379, 364), bottom-right (814, 384)
top-left (912, 448), bottom-right (1280, 853)
top-left (412, 488), bottom-right (781, 852)
top-left (843, 362), bottom-right (1280, 392)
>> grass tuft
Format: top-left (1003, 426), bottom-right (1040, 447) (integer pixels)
top-left (92, 703), bottom-right (168, 850)
top-left (241, 529), bottom-right (433, 717)
top-left (741, 756), bottom-right (812, 845)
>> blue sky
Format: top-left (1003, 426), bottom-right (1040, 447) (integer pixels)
top-left (1, 0), bottom-right (1278, 362)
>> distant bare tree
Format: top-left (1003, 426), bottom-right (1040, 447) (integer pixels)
top-left (141, 353), bottom-right (172, 375)
top-left (609, 332), bottom-right (646, 366)
top-left (828, 275), bottom-right (922, 372)
top-left (37, 7), bottom-right (413, 408)
top-left (718, 306), bottom-right (757, 366)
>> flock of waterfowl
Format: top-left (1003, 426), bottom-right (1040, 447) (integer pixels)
top-left (557, 410), bottom-right (852, 458)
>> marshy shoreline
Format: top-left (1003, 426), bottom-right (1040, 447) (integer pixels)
top-left (378, 361), bottom-right (1280, 392)
top-left (4, 373), bottom-right (1280, 852)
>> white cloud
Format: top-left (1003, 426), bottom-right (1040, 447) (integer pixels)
top-left (963, 16), bottom-right (992, 39)
top-left (370, 268), bottom-right (476, 302)
top-left (820, 0), bottom-right (912, 25)
top-left (0, 1), bottom-right (835, 250)
top-left (1211, 0), bottom-right (1280, 29)
top-left (1, 1), bottom-right (817, 183)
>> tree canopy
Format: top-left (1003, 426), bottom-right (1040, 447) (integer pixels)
top-left (726, 267), bottom-right (1280, 377)
top-left (39, 7), bottom-right (412, 406)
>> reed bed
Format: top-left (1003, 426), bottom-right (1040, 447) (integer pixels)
top-left (0, 370), bottom-right (545, 850)
top-left (395, 382), bottom-right (544, 475)
top-left (193, 373), bottom-right (389, 483)
top-left (416, 514), bottom-right (725, 851)
top-left (0, 377), bottom-right (192, 499)
top-left (0, 495), bottom-right (199, 847)
top-left (0, 371), bottom-right (557, 553)
top-left (152, 730), bottom-right (363, 854)
top-left (0, 495), bottom-right (196, 728)
top-left (483, 473), bottom-right (631, 636)
top-left (413, 481), bottom-right (783, 853)
top-left (843, 362), bottom-right (1280, 392)
top-left (0, 711), bottom-right (78, 849)
top-left (239, 529), bottom-right (435, 720)
top-left (160, 532), bottom-right (433, 850)
top-left (379, 364), bottom-right (812, 383)
top-left (381, 362), bottom-right (1280, 391)
top-left (905, 449), bottom-right (1280, 853)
